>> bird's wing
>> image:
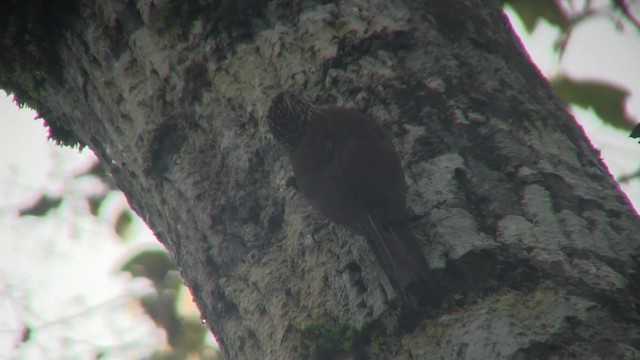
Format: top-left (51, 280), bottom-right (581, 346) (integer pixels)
top-left (335, 132), bottom-right (407, 220)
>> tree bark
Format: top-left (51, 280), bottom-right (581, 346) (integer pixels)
top-left (3, 0), bottom-right (640, 358)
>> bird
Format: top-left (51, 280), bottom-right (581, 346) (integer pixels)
top-left (267, 91), bottom-right (429, 303)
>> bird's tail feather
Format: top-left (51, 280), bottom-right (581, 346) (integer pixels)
top-left (364, 215), bottom-right (428, 290)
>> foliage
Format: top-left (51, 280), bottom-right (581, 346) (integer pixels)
top-left (16, 159), bottom-right (221, 359)
top-left (120, 250), bottom-right (222, 359)
top-left (503, 0), bottom-right (639, 131)
top-left (551, 75), bottom-right (635, 130)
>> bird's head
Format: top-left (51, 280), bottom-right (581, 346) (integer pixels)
top-left (267, 91), bottom-right (318, 151)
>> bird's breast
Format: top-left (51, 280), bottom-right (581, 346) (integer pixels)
top-left (291, 131), bottom-right (407, 231)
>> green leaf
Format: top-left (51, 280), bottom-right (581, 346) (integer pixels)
top-left (170, 318), bottom-right (208, 354)
top-left (87, 194), bottom-right (104, 216)
top-left (114, 210), bottom-right (134, 240)
top-left (503, 0), bottom-right (570, 32)
top-left (19, 195), bottom-right (63, 217)
top-left (630, 123), bottom-right (640, 140)
top-left (551, 75), bottom-right (635, 130)
top-left (119, 249), bottom-right (176, 287)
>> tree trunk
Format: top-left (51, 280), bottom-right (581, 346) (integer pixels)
top-left (3, 0), bottom-right (640, 358)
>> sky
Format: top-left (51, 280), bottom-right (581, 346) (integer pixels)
top-left (0, 4), bottom-right (639, 359)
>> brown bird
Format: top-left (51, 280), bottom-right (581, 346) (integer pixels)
top-left (267, 92), bottom-right (427, 296)
top-left (267, 91), bottom-right (429, 298)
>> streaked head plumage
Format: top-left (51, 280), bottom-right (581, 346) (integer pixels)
top-left (267, 91), bottom-right (317, 151)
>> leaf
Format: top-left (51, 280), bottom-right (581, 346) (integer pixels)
top-left (87, 194), bottom-right (104, 216)
top-left (18, 195), bottom-right (62, 217)
top-left (170, 318), bottom-right (208, 354)
top-left (551, 75), bottom-right (635, 130)
top-left (18, 324), bottom-right (32, 345)
top-left (630, 123), bottom-right (640, 143)
top-left (503, 0), bottom-right (570, 32)
top-left (82, 161), bottom-right (116, 190)
top-left (119, 249), bottom-right (176, 287)
top-left (114, 210), bottom-right (134, 240)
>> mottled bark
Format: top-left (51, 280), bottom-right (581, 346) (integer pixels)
top-left (2, 0), bottom-right (639, 358)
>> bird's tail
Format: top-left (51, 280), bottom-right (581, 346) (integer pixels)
top-left (363, 215), bottom-right (429, 299)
